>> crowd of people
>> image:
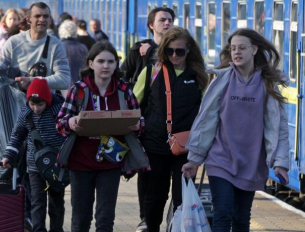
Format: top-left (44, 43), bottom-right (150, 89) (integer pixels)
top-left (0, 2), bottom-right (289, 232)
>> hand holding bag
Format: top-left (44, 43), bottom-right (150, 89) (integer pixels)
top-left (163, 65), bottom-right (190, 155)
top-left (181, 175), bottom-right (211, 232)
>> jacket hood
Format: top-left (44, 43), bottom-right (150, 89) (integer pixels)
top-left (82, 75), bottom-right (119, 97)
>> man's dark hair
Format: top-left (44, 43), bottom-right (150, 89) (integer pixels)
top-left (76, 20), bottom-right (87, 31)
top-left (59, 12), bottom-right (72, 23)
top-left (147, 7), bottom-right (175, 35)
top-left (29, 2), bottom-right (51, 16)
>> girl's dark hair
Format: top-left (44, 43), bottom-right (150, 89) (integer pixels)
top-left (157, 26), bottom-right (209, 90)
top-left (217, 28), bottom-right (287, 103)
top-left (80, 41), bottom-right (123, 78)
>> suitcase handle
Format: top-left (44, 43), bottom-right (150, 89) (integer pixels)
top-left (0, 161), bottom-right (18, 190)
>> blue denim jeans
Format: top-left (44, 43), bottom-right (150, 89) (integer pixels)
top-left (208, 176), bottom-right (255, 232)
top-left (70, 168), bottom-right (121, 232)
top-left (29, 173), bottom-right (65, 232)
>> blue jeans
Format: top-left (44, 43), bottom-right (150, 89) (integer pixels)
top-left (29, 173), bottom-right (65, 232)
top-left (70, 168), bottom-right (121, 232)
top-left (208, 176), bottom-right (255, 232)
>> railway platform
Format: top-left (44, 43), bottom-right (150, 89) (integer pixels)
top-left (55, 166), bottom-right (305, 232)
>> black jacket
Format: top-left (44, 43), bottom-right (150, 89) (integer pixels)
top-left (140, 62), bottom-right (202, 155)
top-left (94, 30), bottom-right (109, 41)
top-left (121, 39), bottom-right (158, 83)
top-left (76, 34), bottom-right (96, 51)
top-left (61, 38), bottom-right (88, 83)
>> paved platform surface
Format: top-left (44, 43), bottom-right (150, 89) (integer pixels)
top-left (48, 167), bottom-right (305, 232)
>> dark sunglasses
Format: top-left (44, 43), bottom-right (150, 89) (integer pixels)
top-left (164, 48), bottom-right (187, 57)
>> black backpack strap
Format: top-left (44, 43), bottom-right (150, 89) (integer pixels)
top-left (27, 113), bottom-right (35, 131)
top-left (140, 64), bottom-right (152, 114)
top-left (42, 36), bottom-right (50, 59)
top-left (26, 113), bottom-right (45, 150)
top-left (142, 42), bottom-right (157, 67)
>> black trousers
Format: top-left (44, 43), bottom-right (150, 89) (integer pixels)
top-left (137, 171), bottom-right (149, 220)
top-left (144, 152), bottom-right (188, 232)
top-left (29, 173), bottom-right (65, 232)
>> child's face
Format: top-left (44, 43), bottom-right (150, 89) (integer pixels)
top-left (29, 101), bottom-right (47, 115)
top-left (89, 51), bottom-right (117, 81)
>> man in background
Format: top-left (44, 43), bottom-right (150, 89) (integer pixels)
top-left (89, 18), bottom-right (108, 42)
top-left (76, 19), bottom-right (95, 50)
top-left (120, 7), bottom-right (175, 232)
top-left (0, 2), bottom-right (70, 91)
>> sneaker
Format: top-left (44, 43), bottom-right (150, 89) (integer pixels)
top-left (136, 219), bottom-right (147, 232)
top-left (24, 217), bottom-right (33, 232)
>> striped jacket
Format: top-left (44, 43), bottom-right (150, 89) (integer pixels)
top-left (4, 94), bottom-right (66, 173)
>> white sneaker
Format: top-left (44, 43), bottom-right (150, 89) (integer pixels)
top-left (136, 219), bottom-right (147, 232)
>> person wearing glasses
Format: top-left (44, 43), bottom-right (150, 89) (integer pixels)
top-left (133, 26), bottom-right (209, 232)
top-left (182, 28), bottom-right (289, 231)
top-left (120, 7), bottom-right (175, 232)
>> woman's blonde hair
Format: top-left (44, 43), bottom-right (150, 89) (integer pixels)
top-left (0, 9), bottom-right (21, 28)
top-left (157, 26), bottom-right (209, 89)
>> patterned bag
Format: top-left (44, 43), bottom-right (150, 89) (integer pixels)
top-left (96, 136), bottom-right (129, 164)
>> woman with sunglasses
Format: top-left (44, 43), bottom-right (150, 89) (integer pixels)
top-left (133, 26), bottom-right (209, 232)
top-left (182, 28), bottom-right (289, 232)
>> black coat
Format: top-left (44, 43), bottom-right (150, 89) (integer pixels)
top-left (61, 38), bottom-right (88, 83)
top-left (140, 62), bottom-right (202, 155)
top-left (121, 39), bottom-right (158, 83)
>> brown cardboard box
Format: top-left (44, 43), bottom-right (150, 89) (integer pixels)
top-left (76, 109), bottom-right (141, 136)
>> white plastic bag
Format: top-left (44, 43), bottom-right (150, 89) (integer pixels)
top-left (171, 205), bottom-right (182, 232)
top-left (181, 175), bottom-right (211, 232)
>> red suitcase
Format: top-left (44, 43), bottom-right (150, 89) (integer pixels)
top-left (0, 165), bottom-right (25, 232)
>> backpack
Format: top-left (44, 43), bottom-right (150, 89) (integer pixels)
top-left (140, 62), bottom-right (162, 114)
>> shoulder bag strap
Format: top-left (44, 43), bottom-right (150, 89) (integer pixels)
top-left (118, 90), bottom-right (128, 110)
top-left (163, 65), bottom-right (172, 135)
top-left (42, 36), bottom-right (50, 59)
top-left (140, 64), bottom-right (153, 113)
top-left (26, 113), bottom-right (45, 150)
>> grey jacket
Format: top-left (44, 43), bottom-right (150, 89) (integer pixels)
top-left (186, 66), bottom-right (289, 170)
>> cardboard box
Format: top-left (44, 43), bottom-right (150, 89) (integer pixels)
top-left (76, 109), bottom-right (141, 136)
